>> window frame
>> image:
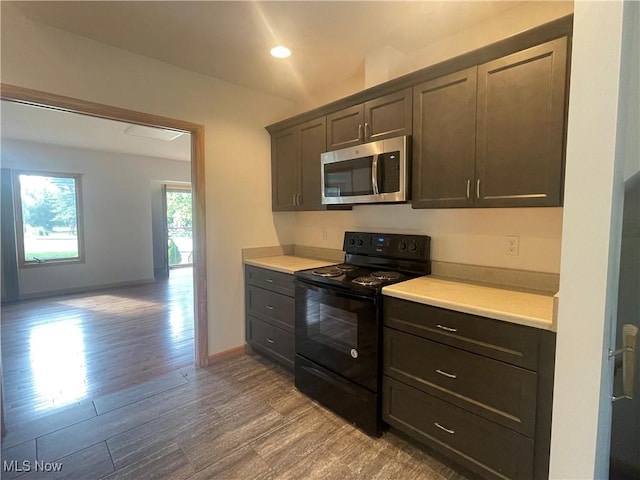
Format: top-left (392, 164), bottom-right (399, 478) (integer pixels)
top-left (13, 170), bottom-right (85, 268)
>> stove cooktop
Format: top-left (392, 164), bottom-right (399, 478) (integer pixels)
top-left (295, 263), bottom-right (417, 294)
top-left (294, 232), bottom-right (431, 295)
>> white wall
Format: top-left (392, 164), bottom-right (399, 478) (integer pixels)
top-left (1, 8), bottom-right (296, 353)
top-left (0, 139), bottom-right (191, 296)
top-left (550, 1), bottom-right (631, 478)
top-left (297, 2), bottom-right (574, 112)
top-left (295, 206), bottom-right (563, 274)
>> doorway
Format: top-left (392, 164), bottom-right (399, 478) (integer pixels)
top-left (166, 185), bottom-right (193, 269)
top-left (0, 84), bottom-right (209, 431)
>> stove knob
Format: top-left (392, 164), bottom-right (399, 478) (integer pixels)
top-left (398, 240), bottom-right (407, 251)
top-left (349, 237), bottom-right (356, 246)
top-left (357, 238), bottom-right (364, 247)
top-left (409, 241), bottom-right (418, 253)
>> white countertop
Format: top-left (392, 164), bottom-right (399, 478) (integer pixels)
top-left (243, 255), bottom-right (337, 274)
top-left (382, 276), bottom-right (557, 332)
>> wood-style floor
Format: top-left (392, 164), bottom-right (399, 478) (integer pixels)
top-left (1, 268), bottom-right (468, 479)
top-left (1, 268), bottom-right (195, 425)
top-left (2, 353), bottom-right (468, 479)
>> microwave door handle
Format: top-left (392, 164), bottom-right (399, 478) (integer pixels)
top-left (371, 155), bottom-right (380, 195)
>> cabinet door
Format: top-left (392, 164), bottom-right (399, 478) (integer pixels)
top-left (271, 127), bottom-right (299, 211)
top-left (326, 104), bottom-right (364, 150)
top-left (412, 68), bottom-right (477, 208)
top-left (364, 88), bottom-right (412, 142)
top-left (299, 116), bottom-right (327, 210)
top-left (475, 37), bottom-right (568, 207)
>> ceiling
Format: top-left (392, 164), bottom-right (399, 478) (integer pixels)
top-left (1, 101), bottom-right (192, 162)
top-left (2, 1), bottom-right (528, 161)
top-left (8, 1), bottom-right (524, 102)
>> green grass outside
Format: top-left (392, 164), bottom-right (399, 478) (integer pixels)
top-left (25, 251), bottom-right (79, 262)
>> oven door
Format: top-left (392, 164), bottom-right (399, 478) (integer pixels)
top-left (294, 280), bottom-right (379, 392)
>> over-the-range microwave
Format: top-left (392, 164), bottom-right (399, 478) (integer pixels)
top-left (321, 135), bottom-right (410, 205)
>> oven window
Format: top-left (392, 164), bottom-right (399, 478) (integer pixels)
top-left (308, 304), bottom-right (357, 352)
top-left (324, 156), bottom-right (374, 197)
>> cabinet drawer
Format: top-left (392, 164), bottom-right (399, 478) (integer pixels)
top-left (245, 266), bottom-right (294, 296)
top-left (247, 316), bottom-right (294, 368)
top-left (384, 327), bottom-right (537, 436)
top-left (383, 377), bottom-right (534, 480)
top-left (246, 285), bottom-right (294, 333)
top-left (383, 297), bottom-right (540, 370)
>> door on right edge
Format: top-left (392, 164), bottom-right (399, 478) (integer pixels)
top-left (609, 171), bottom-right (640, 479)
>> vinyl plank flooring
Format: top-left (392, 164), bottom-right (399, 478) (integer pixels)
top-left (3, 348), bottom-right (469, 480)
top-left (106, 397), bottom-right (221, 469)
top-left (36, 372), bottom-right (223, 462)
top-left (1, 268), bottom-right (194, 425)
top-left (1, 439), bottom-right (37, 480)
top-left (180, 406), bottom-right (285, 472)
top-left (20, 442), bottom-right (114, 480)
top-left (186, 445), bottom-right (277, 480)
top-left (1, 400), bottom-right (97, 450)
top-left (93, 369), bottom-right (188, 415)
top-left (102, 443), bottom-right (194, 480)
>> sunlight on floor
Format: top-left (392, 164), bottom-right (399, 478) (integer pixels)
top-left (56, 294), bottom-right (162, 311)
top-left (29, 319), bottom-right (87, 411)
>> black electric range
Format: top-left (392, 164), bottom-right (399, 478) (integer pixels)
top-left (293, 231), bottom-right (431, 436)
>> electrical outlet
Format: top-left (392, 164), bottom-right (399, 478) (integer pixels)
top-left (505, 236), bottom-right (520, 256)
top-left (321, 228), bottom-right (328, 241)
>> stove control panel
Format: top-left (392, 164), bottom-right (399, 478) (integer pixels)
top-left (343, 232), bottom-right (431, 261)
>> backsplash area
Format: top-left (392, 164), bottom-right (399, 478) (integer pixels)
top-left (291, 204), bottom-right (563, 275)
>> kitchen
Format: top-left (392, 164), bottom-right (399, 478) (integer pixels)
top-left (1, 1), bottom-right (638, 479)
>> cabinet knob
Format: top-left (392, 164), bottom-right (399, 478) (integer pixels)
top-left (358, 124), bottom-right (363, 142)
top-left (266, 338), bottom-right (275, 344)
top-left (364, 122), bottom-right (370, 139)
top-left (266, 305), bottom-right (275, 310)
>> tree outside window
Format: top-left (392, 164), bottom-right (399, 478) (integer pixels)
top-left (16, 172), bottom-right (83, 265)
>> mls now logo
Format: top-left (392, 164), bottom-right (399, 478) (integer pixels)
top-left (3, 460), bottom-right (63, 473)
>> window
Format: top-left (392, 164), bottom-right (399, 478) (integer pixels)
top-left (15, 171), bottom-right (84, 266)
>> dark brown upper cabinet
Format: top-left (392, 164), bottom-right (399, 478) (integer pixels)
top-left (475, 37), bottom-right (568, 207)
top-left (271, 116), bottom-right (326, 211)
top-left (326, 88), bottom-right (412, 151)
top-left (413, 67), bottom-right (478, 208)
top-left (413, 36), bottom-right (569, 209)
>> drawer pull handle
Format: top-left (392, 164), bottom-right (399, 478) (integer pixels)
top-left (265, 278), bottom-right (274, 283)
top-left (434, 422), bottom-right (455, 435)
top-left (436, 324), bottom-right (457, 333)
top-left (266, 338), bottom-right (275, 344)
top-left (436, 369), bottom-right (457, 379)
top-left (266, 305), bottom-right (275, 310)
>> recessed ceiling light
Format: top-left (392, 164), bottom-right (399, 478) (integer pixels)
top-left (124, 124), bottom-right (186, 142)
top-left (270, 45), bottom-right (291, 59)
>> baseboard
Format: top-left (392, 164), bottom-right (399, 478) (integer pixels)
top-left (207, 345), bottom-right (246, 366)
top-left (17, 278), bottom-right (157, 301)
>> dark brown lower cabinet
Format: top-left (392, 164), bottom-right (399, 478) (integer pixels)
top-left (246, 316), bottom-right (294, 368)
top-left (383, 377), bottom-right (534, 480)
top-left (382, 297), bottom-right (556, 480)
top-left (245, 266), bottom-right (295, 369)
